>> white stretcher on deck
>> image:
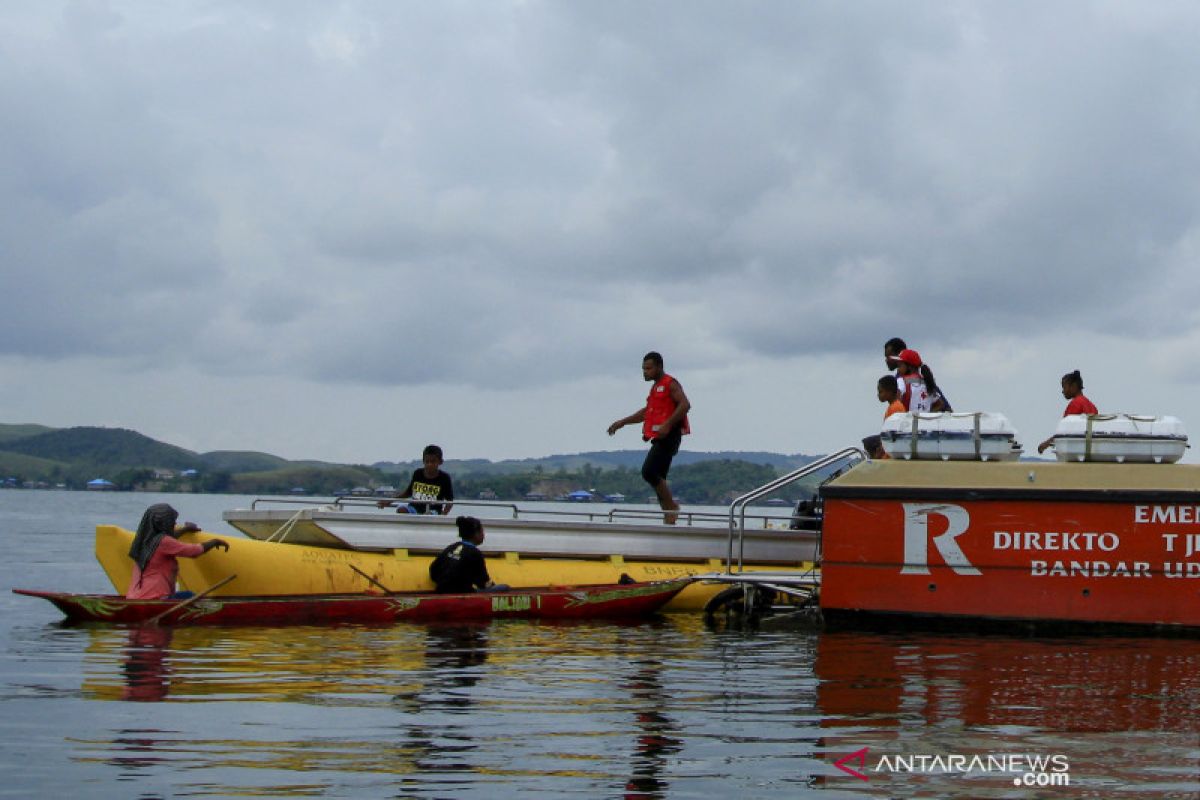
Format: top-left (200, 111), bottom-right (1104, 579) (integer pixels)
top-left (1052, 414), bottom-right (1188, 464)
top-left (881, 412), bottom-right (1023, 462)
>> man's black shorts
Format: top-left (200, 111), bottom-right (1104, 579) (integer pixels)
top-left (641, 428), bottom-right (682, 485)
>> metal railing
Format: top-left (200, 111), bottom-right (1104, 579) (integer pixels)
top-left (250, 495), bottom-right (521, 517)
top-left (245, 495), bottom-right (792, 528)
top-left (725, 447), bottom-right (865, 573)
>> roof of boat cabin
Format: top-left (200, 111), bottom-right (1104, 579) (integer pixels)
top-left (825, 459), bottom-right (1200, 494)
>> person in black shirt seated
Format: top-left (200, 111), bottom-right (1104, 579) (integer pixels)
top-left (380, 444), bottom-right (455, 515)
top-left (429, 516), bottom-right (509, 593)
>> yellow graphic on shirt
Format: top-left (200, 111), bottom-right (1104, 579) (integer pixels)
top-left (411, 481), bottom-right (444, 501)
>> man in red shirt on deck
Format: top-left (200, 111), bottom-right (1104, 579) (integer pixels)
top-left (608, 351), bottom-right (692, 525)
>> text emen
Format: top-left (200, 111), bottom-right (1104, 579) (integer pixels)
top-left (1135, 506), bottom-right (1200, 525)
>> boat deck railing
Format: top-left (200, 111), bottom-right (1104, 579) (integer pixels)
top-left (690, 447), bottom-right (864, 605)
top-left (245, 495), bottom-right (792, 529)
top-left (724, 446), bottom-right (866, 574)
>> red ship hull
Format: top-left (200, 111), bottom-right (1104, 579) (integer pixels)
top-left (819, 461), bottom-right (1200, 630)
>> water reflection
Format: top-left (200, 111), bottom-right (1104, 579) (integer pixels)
top-left (424, 624), bottom-right (491, 696)
top-left (106, 731), bottom-right (176, 776)
top-left (622, 656), bottom-right (681, 800)
top-left (32, 611), bottom-right (1200, 797)
top-left (82, 624), bottom-right (433, 702)
top-left (392, 624), bottom-right (490, 785)
top-left (120, 626), bottom-right (173, 702)
top-left (814, 631), bottom-right (1200, 796)
top-left (816, 631), bottom-right (1200, 732)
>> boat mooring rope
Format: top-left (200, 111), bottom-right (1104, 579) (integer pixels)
top-left (266, 508), bottom-right (306, 543)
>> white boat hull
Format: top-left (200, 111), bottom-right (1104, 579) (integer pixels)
top-left (221, 506), bottom-right (817, 565)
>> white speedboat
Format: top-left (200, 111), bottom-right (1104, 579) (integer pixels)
top-left (221, 498), bottom-right (817, 565)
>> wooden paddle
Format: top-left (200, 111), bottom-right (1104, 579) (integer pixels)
top-left (147, 574), bottom-right (237, 626)
top-left (349, 564), bottom-right (395, 594)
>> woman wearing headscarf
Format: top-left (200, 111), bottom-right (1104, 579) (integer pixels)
top-left (126, 503), bottom-right (229, 599)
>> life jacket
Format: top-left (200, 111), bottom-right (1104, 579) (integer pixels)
top-left (899, 367), bottom-right (950, 412)
top-left (642, 373), bottom-right (690, 441)
top-left (901, 373), bottom-right (934, 413)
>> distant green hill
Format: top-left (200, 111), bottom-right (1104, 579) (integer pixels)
top-left (198, 450), bottom-right (292, 473)
top-left (2, 426), bottom-right (202, 470)
top-left (229, 465), bottom-right (386, 496)
top-left (0, 421), bottom-right (811, 499)
top-left (0, 450), bottom-right (71, 477)
top-left (0, 423), bottom-right (57, 444)
top-left (375, 450), bottom-right (817, 476)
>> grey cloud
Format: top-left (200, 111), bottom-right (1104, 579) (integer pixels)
top-left (3, 1), bottom-right (1200, 395)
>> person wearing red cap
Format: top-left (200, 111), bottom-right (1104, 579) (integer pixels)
top-left (895, 349), bottom-right (949, 413)
top-left (884, 338), bottom-right (950, 413)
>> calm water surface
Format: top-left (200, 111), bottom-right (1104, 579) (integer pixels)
top-left (2, 490), bottom-right (1200, 798)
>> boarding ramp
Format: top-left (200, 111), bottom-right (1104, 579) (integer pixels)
top-left (696, 447), bottom-right (866, 611)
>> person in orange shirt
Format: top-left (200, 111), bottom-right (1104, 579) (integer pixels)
top-left (126, 503), bottom-right (229, 599)
top-left (868, 375), bottom-right (905, 461)
top-left (877, 375), bottom-right (906, 419)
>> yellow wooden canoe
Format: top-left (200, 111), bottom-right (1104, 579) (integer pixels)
top-left (95, 525), bottom-right (812, 611)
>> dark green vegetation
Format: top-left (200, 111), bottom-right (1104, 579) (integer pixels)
top-left (0, 424), bottom-right (381, 495)
top-left (0, 423), bottom-right (817, 504)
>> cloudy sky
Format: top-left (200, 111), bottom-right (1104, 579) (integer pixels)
top-left (3, 1), bottom-right (1200, 464)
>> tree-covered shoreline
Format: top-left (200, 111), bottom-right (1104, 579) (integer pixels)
top-left (0, 423), bottom-right (818, 504)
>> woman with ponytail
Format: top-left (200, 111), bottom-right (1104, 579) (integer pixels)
top-left (428, 516), bottom-right (509, 593)
top-left (893, 349), bottom-right (949, 413)
top-left (884, 339), bottom-right (951, 412)
top-left (1038, 370), bottom-right (1099, 454)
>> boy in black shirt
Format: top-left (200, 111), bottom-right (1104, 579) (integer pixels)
top-left (383, 444), bottom-right (454, 515)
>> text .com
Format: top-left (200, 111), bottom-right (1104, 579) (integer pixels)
top-left (835, 749), bottom-right (1070, 787)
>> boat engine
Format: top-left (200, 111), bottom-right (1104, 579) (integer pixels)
top-left (788, 485), bottom-right (824, 531)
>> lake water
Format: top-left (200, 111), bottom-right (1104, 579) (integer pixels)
top-left (3, 490), bottom-right (1200, 798)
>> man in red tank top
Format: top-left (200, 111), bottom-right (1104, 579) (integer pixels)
top-left (607, 351), bottom-right (692, 524)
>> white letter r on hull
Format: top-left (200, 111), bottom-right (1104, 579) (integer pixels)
top-left (900, 503), bottom-right (980, 575)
